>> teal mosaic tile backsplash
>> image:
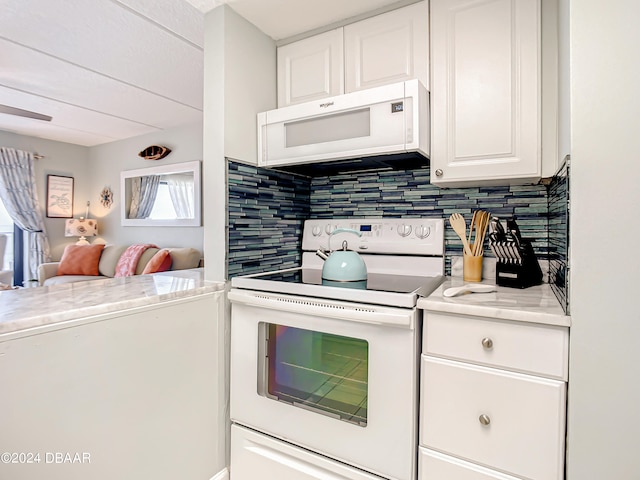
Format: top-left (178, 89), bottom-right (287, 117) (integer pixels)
top-left (228, 160), bottom-right (550, 277)
top-left (228, 161), bottom-right (310, 277)
top-left (548, 158), bottom-right (570, 313)
top-left (309, 167), bottom-right (548, 275)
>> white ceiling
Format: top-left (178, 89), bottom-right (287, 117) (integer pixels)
top-left (185, 0), bottom-right (417, 40)
top-left (0, 0), bottom-right (407, 147)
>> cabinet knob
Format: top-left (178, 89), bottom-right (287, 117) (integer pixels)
top-left (435, 169), bottom-right (443, 177)
top-left (481, 337), bottom-right (493, 349)
top-left (479, 414), bottom-right (491, 426)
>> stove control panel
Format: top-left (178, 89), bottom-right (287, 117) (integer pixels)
top-left (302, 218), bottom-right (444, 256)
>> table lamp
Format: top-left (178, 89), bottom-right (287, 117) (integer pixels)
top-left (65, 218), bottom-right (98, 245)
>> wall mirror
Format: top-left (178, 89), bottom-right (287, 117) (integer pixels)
top-left (121, 160), bottom-right (201, 227)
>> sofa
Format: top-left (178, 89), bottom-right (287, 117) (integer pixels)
top-left (38, 244), bottom-right (202, 286)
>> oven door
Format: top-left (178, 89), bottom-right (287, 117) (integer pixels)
top-left (229, 288), bottom-right (421, 480)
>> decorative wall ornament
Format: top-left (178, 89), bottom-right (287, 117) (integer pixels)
top-left (46, 174), bottom-right (74, 218)
top-left (138, 145), bottom-right (171, 160)
top-left (100, 186), bottom-right (113, 209)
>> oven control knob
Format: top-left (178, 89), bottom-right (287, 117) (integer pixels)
top-left (398, 224), bottom-right (412, 237)
top-left (325, 224), bottom-right (337, 235)
top-left (416, 225), bottom-right (431, 239)
top-left (312, 226), bottom-right (322, 236)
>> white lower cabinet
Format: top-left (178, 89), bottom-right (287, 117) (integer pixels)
top-left (231, 424), bottom-right (381, 480)
top-left (421, 356), bottom-right (566, 479)
top-left (423, 312), bottom-right (569, 380)
top-left (419, 448), bottom-right (522, 480)
top-left (419, 313), bottom-right (569, 480)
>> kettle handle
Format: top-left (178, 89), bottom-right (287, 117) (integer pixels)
top-left (328, 228), bottom-right (361, 252)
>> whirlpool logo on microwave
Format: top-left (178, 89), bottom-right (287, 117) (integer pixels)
top-left (319, 101), bottom-right (334, 108)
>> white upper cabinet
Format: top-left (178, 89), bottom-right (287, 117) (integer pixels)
top-left (556, 0), bottom-right (570, 169)
top-left (430, 0), bottom-right (542, 187)
top-left (344, 1), bottom-right (429, 93)
top-left (277, 1), bottom-right (429, 108)
top-left (277, 29), bottom-right (344, 108)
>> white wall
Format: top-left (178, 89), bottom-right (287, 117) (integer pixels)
top-left (0, 130), bottom-right (90, 260)
top-left (567, 1), bottom-right (640, 478)
top-left (223, 6), bottom-right (277, 164)
top-left (202, 7), bottom-right (226, 284)
top-left (201, 6), bottom-right (275, 476)
top-left (1, 124), bottom-right (204, 260)
top-left (202, 5), bottom-right (276, 283)
top-left (89, 122), bottom-right (204, 254)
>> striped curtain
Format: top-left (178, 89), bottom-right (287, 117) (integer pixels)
top-left (128, 175), bottom-right (160, 219)
top-left (0, 148), bottom-right (51, 279)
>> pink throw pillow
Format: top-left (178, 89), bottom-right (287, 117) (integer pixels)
top-left (142, 249), bottom-right (173, 274)
top-left (57, 244), bottom-right (105, 276)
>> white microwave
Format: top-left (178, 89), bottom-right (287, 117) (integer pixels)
top-left (257, 79), bottom-right (429, 168)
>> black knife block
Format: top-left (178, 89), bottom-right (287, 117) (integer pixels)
top-left (491, 239), bottom-right (543, 289)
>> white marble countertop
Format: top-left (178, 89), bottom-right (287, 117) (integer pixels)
top-left (418, 277), bottom-right (570, 327)
top-left (0, 269), bottom-right (225, 336)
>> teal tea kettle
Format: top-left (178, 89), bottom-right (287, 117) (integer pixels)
top-left (316, 228), bottom-right (368, 289)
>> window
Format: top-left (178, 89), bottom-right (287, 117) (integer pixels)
top-left (149, 182), bottom-right (177, 220)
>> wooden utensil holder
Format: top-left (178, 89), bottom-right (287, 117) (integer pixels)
top-left (463, 253), bottom-right (483, 282)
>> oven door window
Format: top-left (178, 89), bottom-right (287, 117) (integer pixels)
top-left (262, 323), bottom-right (368, 426)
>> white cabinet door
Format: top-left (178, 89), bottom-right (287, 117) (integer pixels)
top-left (277, 29), bottom-right (344, 107)
top-left (420, 356), bottom-right (566, 480)
top-left (430, 0), bottom-right (541, 187)
top-left (231, 424), bottom-right (383, 480)
top-left (344, 1), bottom-right (429, 93)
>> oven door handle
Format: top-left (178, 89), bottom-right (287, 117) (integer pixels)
top-left (228, 289), bottom-right (415, 328)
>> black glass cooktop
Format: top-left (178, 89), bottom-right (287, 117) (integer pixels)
top-left (231, 267), bottom-right (444, 308)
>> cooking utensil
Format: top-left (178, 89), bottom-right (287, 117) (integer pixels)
top-left (449, 213), bottom-right (473, 256)
top-left (472, 210), bottom-right (490, 256)
top-left (443, 283), bottom-right (497, 297)
top-left (506, 219), bottom-right (523, 243)
top-left (469, 210), bottom-right (482, 256)
top-left (468, 210), bottom-right (479, 246)
top-left (492, 216), bottom-right (506, 241)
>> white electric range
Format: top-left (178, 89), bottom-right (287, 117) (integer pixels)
top-left (229, 218), bottom-right (444, 480)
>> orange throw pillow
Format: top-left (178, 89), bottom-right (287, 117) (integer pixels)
top-left (142, 249), bottom-right (172, 274)
top-left (57, 244), bottom-right (105, 276)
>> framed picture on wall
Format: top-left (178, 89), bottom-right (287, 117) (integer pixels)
top-left (46, 175), bottom-right (74, 218)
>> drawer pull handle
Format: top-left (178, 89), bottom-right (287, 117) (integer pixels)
top-left (479, 414), bottom-right (491, 426)
top-left (481, 337), bottom-right (493, 349)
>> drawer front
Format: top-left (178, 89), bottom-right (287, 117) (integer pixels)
top-left (231, 424), bottom-right (382, 480)
top-left (419, 447), bottom-right (522, 480)
top-left (420, 356), bottom-right (566, 480)
top-left (423, 312), bottom-right (569, 380)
